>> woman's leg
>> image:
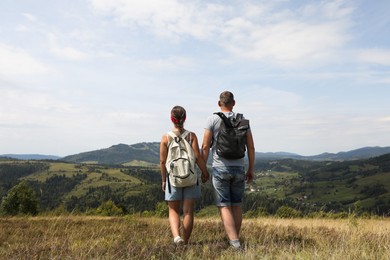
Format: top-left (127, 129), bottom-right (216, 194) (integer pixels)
top-left (181, 199), bottom-right (195, 244)
top-left (168, 201), bottom-right (181, 239)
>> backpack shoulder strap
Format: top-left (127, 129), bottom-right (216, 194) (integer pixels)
top-left (168, 131), bottom-right (192, 146)
top-left (236, 113), bottom-right (243, 120)
top-left (168, 130), bottom-right (189, 139)
top-left (168, 131), bottom-right (177, 138)
top-left (181, 130), bottom-right (194, 146)
top-left (180, 130), bottom-right (189, 139)
top-left (214, 112), bottom-right (233, 128)
top-left (167, 131), bottom-right (178, 147)
top-left (182, 131), bottom-right (192, 144)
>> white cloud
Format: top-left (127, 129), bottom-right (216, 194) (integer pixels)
top-left (0, 43), bottom-right (49, 76)
top-left (240, 87), bottom-right (303, 111)
top-left (379, 116), bottom-right (390, 122)
top-left (104, 111), bottom-right (153, 121)
top-left (22, 13), bottom-right (38, 22)
top-left (219, 0), bottom-right (353, 66)
top-left (89, 0), bottom-right (225, 40)
top-left (138, 56), bottom-right (194, 70)
top-left (222, 20), bottom-right (347, 66)
top-left (89, 0), bottom-right (352, 66)
top-left (0, 87), bottom-right (77, 124)
top-left (48, 34), bottom-right (88, 61)
top-left (357, 49), bottom-right (390, 66)
top-left (50, 45), bottom-right (88, 61)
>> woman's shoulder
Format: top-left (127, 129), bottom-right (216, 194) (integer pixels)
top-left (185, 130), bottom-right (197, 137)
top-left (182, 130), bottom-right (196, 144)
top-left (160, 133), bottom-right (169, 143)
top-left (185, 129), bottom-right (194, 134)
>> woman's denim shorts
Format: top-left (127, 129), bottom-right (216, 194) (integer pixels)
top-left (212, 166), bottom-right (245, 207)
top-left (165, 179), bottom-right (201, 201)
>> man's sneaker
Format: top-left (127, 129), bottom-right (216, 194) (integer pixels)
top-left (229, 239), bottom-right (241, 250)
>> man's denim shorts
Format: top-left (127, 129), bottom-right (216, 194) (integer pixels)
top-left (212, 166), bottom-right (245, 207)
top-left (165, 179), bottom-right (201, 201)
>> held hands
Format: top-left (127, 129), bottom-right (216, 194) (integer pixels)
top-left (201, 170), bottom-right (209, 183)
top-left (161, 171), bottom-right (209, 192)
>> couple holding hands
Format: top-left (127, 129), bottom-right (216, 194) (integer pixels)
top-left (159, 91), bottom-right (255, 250)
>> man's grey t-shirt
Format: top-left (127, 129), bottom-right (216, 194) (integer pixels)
top-left (205, 111), bottom-right (250, 167)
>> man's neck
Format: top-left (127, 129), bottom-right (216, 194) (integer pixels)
top-left (220, 106), bottom-right (233, 112)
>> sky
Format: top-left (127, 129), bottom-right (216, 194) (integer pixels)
top-left (1, 0), bottom-right (390, 157)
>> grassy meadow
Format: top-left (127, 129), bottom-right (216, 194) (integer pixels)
top-left (1, 215), bottom-right (389, 259)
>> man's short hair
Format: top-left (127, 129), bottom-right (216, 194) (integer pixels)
top-left (219, 91), bottom-right (235, 105)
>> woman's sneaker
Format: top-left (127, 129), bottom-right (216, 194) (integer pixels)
top-left (174, 236), bottom-right (185, 245)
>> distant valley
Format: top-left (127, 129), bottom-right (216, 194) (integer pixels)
top-left (2, 144), bottom-right (390, 165)
top-left (1, 145), bottom-right (389, 216)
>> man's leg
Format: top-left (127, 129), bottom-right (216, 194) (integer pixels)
top-left (219, 206), bottom-right (239, 241)
top-left (231, 205), bottom-right (242, 236)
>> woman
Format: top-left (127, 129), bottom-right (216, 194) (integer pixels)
top-left (160, 105), bottom-right (209, 245)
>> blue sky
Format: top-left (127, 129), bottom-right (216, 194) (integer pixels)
top-left (1, 0), bottom-right (390, 157)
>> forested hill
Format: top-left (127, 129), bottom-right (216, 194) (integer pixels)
top-left (1, 153), bottom-right (389, 216)
top-left (60, 144), bottom-right (390, 165)
top-left (62, 142), bottom-right (160, 165)
top-left (251, 153), bottom-right (390, 215)
top-left (3, 144), bottom-right (390, 164)
top-left (255, 146), bottom-right (390, 161)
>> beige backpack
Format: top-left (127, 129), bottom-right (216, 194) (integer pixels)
top-left (165, 130), bottom-right (197, 192)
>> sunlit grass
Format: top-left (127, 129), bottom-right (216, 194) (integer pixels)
top-left (122, 160), bottom-right (159, 167)
top-left (23, 162), bottom-right (80, 182)
top-left (1, 216), bottom-right (389, 259)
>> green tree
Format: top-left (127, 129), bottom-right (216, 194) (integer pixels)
top-left (0, 181), bottom-right (38, 216)
top-left (95, 200), bottom-right (124, 216)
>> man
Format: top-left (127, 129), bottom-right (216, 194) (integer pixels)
top-left (201, 91), bottom-right (255, 249)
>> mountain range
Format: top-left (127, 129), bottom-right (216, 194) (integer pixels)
top-left (255, 146), bottom-right (390, 161)
top-left (3, 144), bottom-right (390, 164)
top-left (0, 154), bottom-right (61, 160)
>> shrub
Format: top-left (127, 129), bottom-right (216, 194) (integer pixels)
top-left (95, 200), bottom-right (124, 216)
top-left (154, 201), bottom-right (168, 217)
top-left (196, 205), bottom-right (219, 217)
top-left (141, 210), bottom-right (153, 217)
top-left (275, 206), bottom-right (302, 218)
top-left (245, 207), bottom-right (269, 218)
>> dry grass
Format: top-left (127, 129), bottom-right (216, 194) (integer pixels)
top-left (0, 216), bottom-right (389, 259)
